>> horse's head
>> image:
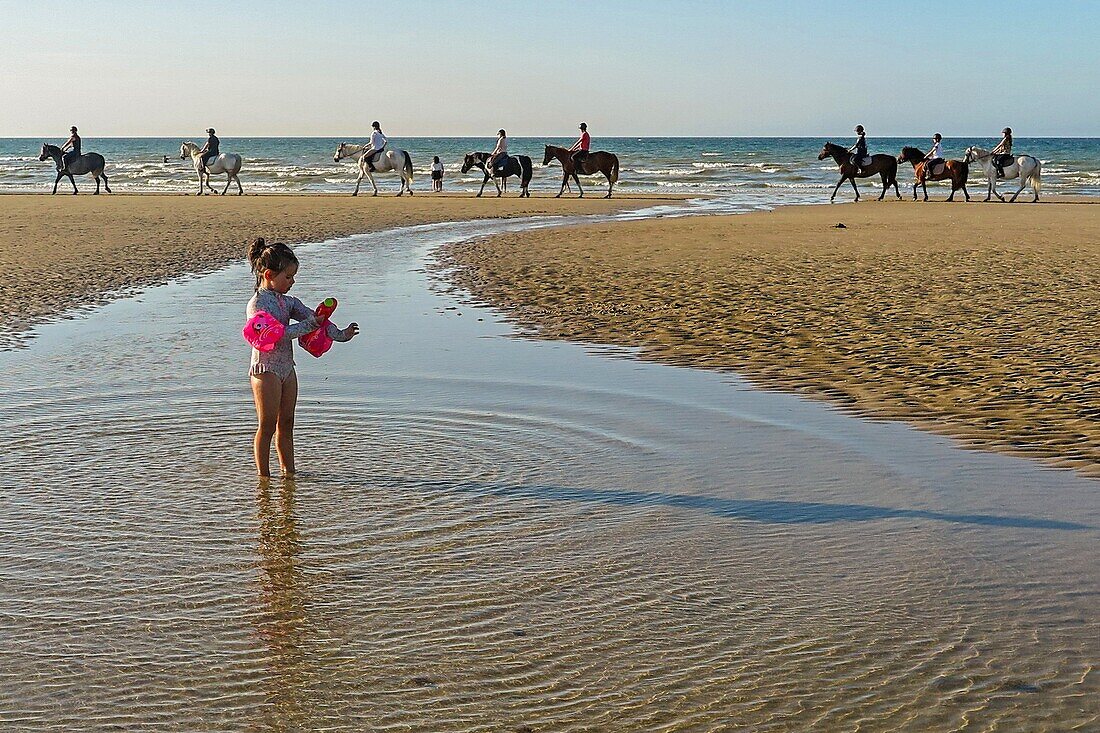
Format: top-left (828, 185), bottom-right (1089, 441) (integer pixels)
top-left (542, 145), bottom-right (554, 166)
top-left (38, 143), bottom-right (50, 161)
top-left (460, 153), bottom-right (478, 174)
top-left (817, 143), bottom-right (834, 161)
top-left (963, 147), bottom-right (977, 164)
top-left (897, 147), bottom-right (920, 164)
top-left (179, 142), bottom-right (192, 160)
top-left (333, 143), bottom-right (354, 163)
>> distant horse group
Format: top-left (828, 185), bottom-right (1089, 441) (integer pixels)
top-left (819, 141), bottom-right (1042, 203)
top-left (35, 134), bottom-right (1043, 203)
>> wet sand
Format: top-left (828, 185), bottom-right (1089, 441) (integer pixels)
top-left (0, 193), bottom-right (675, 347)
top-left (441, 201), bottom-right (1100, 476)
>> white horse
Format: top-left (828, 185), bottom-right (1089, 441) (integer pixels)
top-left (964, 146), bottom-right (1041, 203)
top-left (332, 142), bottom-right (414, 196)
top-left (179, 141), bottom-right (244, 195)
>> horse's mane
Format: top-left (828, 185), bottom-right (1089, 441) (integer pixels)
top-left (901, 146), bottom-right (924, 158)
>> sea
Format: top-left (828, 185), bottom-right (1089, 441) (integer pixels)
top-left (2, 137), bottom-right (1098, 203)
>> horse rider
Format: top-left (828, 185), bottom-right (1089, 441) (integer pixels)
top-left (198, 128), bottom-right (220, 173)
top-left (922, 133), bottom-right (945, 177)
top-left (569, 122), bottom-right (591, 173)
top-left (848, 125), bottom-right (868, 175)
top-left (991, 127), bottom-right (1013, 178)
top-left (364, 121), bottom-right (387, 172)
top-left (58, 126), bottom-right (81, 172)
top-left (488, 129), bottom-right (508, 172)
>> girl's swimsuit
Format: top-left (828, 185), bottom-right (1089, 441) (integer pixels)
top-left (246, 288), bottom-right (353, 380)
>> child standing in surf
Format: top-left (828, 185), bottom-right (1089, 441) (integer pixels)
top-left (246, 238), bottom-right (358, 477)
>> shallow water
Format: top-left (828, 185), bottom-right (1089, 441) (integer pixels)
top-left (1, 209), bottom-right (1097, 731)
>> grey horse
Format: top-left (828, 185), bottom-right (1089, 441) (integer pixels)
top-left (38, 143), bottom-right (111, 195)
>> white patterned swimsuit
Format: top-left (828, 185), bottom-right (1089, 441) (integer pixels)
top-left (246, 288), bottom-right (353, 380)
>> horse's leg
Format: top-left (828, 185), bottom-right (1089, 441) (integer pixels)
top-left (983, 176), bottom-right (992, 202)
top-left (604, 172), bottom-right (613, 198)
top-left (495, 174), bottom-right (503, 198)
top-left (52, 171), bottom-right (61, 195)
top-left (353, 169), bottom-right (363, 196)
top-left (830, 176), bottom-right (845, 202)
top-left (236, 174), bottom-right (243, 195)
top-left (573, 172), bottom-right (584, 198)
top-left (221, 175), bottom-right (231, 195)
top-left (368, 170), bottom-right (378, 197)
top-left (102, 172), bottom-right (111, 193)
top-left (477, 173), bottom-right (488, 197)
top-left (556, 172), bottom-right (567, 198)
top-left (94, 175), bottom-right (100, 195)
top-left (1010, 173), bottom-right (1026, 203)
top-left (68, 174), bottom-right (78, 195)
top-left (921, 178), bottom-right (928, 202)
top-left (204, 171), bottom-right (218, 194)
top-left (850, 176), bottom-right (859, 201)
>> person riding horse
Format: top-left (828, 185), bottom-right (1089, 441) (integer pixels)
top-left (922, 133), bottom-right (945, 176)
top-left (991, 127), bottom-right (1013, 179)
top-left (363, 121), bottom-right (387, 172)
top-left (198, 128), bottom-right (220, 173)
top-left (488, 129), bottom-right (509, 173)
top-left (58, 126), bottom-right (81, 172)
top-left (848, 125), bottom-right (868, 176)
top-left (569, 122), bottom-right (591, 173)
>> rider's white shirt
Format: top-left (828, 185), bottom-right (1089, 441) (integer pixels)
top-left (370, 130), bottom-right (387, 150)
top-left (492, 137), bottom-right (508, 156)
top-left (928, 142), bottom-right (943, 159)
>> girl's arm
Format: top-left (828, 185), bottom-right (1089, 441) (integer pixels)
top-left (282, 297), bottom-right (320, 339)
top-left (326, 321), bottom-right (359, 342)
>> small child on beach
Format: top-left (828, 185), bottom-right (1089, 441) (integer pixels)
top-left (246, 237), bottom-right (358, 477)
top-left (431, 155), bottom-right (444, 192)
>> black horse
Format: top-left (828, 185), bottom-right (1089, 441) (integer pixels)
top-left (461, 152), bottom-right (532, 197)
top-left (817, 142), bottom-right (900, 202)
top-left (38, 143), bottom-right (111, 195)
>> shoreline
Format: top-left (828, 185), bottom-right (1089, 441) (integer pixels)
top-left (439, 200), bottom-right (1100, 477)
top-left (0, 193), bottom-right (679, 348)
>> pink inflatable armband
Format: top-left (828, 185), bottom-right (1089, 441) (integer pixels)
top-left (299, 297), bottom-right (338, 358)
top-left (243, 310), bottom-right (285, 352)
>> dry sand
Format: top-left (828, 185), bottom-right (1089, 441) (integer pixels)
top-left (440, 201), bottom-right (1100, 476)
top-left (0, 193), bottom-right (674, 347)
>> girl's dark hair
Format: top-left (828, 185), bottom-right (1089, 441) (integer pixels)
top-left (248, 237), bottom-right (298, 290)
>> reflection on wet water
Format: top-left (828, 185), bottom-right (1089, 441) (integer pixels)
top-left (0, 212), bottom-right (1097, 731)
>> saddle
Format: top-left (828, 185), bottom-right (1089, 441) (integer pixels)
top-left (992, 154), bottom-right (1013, 168)
top-left (927, 161), bottom-right (946, 177)
top-left (492, 154), bottom-right (511, 172)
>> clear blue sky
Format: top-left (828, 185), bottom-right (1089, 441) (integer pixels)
top-left (1, 0), bottom-right (1096, 137)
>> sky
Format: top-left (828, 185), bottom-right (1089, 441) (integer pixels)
top-left (1, 0), bottom-right (1097, 137)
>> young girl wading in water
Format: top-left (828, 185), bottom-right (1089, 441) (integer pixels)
top-left (246, 238), bottom-right (358, 477)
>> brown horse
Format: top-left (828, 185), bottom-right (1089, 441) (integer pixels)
top-left (542, 145), bottom-right (619, 198)
top-left (897, 146), bottom-right (970, 202)
top-left (817, 142), bottom-right (901, 202)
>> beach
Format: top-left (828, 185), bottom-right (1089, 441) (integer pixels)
top-left (442, 201), bottom-right (1100, 476)
top-left (0, 193), bottom-right (674, 347)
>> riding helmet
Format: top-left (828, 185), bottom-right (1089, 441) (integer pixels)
top-left (579, 122), bottom-right (587, 130)
top-left (206, 128), bottom-right (215, 134)
top-left (372, 121), bottom-right (381, 129)
top-left (70, 126), bottom-right (77, 132)
top-left (1002, 127), bottom-right (1012, 134)
top-left (933, 133), bottom-right (942, 141)
top-left (855, 125), bottom-right (864, 133)
top-left (499, 129), bottom-right (506, 136)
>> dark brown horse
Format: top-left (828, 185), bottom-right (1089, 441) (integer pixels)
top-left (542, 145), bottom-right (619, 198)
top-left (897, 146), bottom-right (970, 202)
top-left (817, 142), bottom-right (900, 202)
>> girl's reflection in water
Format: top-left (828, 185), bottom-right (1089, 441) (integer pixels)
top-left (256, 478), bottom-right (314, 727)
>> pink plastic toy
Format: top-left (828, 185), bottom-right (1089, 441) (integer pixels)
top-left (299, 297), bottom-right (338, 358)
top-left (243, 310), bottom-right (286, 352)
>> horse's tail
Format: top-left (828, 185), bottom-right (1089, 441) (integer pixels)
top-left (1030, 161), bottom-right (1042, 197)
top-left (521, 156), bottom-right (533, 185)
top-left (610, 154), bottom-right (619, 184)
top-left (403, 150), bottom-right (413, 180)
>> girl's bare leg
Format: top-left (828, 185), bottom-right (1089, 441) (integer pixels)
top-left (251, 373), bottom-right (283, 477)
top-left (275, 370), bottom-right (299, 476)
